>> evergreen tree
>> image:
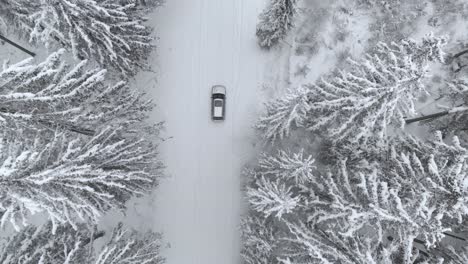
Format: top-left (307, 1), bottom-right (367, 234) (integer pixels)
top-left (94, 222), bottom-right (164, 264)
top-left (0, 50), bottom-right (155, 137)
top-left (0, 221), bottom-right (92, 263)
top-left (258, 34), bottom-right (447, 144)
top-left (0, 127), bottom-right (162, 232)
top-left (0, 221), bottom-right (165, 264)
top-left (245, 150), bottom-right (315, 219)
top-left (280, 220), bottom-right (420, 264)
top-left (1, 0), bottom-right (161, 78)
top-left (257, 0), bottom-right (297, 49)
top-left (242, 132), bottom-right (468, 263)
top-left (309, 132), bottom-right (467, 247)
top-left (257, 86), bottom-right (310, 142)
top-left (240, 215), bottom-right (279, 264)
top-left (247, 175), bottom-right (300, 219)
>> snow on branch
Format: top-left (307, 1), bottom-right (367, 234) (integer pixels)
top-left (0, 126), bottom-right (163, 232)
top-left (247, 175), bottom-right (300, 219)
top-left (241, 132), bottom-right (468, 263)
top-left (441, 246), bottom-right (468, 263)
top-left (0, 221), bottom-right (165, 264)
top-left (257, 0), bottom-right (297, 49)
top-left (307, 133), bottom-right (468, 245)
top-left (424, 78), bottom-right (468, 138)
top-left (95, 222), bottom-right (165, 264)
top-left (1, 0), bottom-right (160, 78)
top-left (0, 50), bottom-right (154, 137)
top-left (240, 215), bottom-right (278, 264)
top-left (0, 221), bottom-right (92, 263)
top-left (258, 149), bottom-right (316, 184)
top-left (258, 34), bottom-right (448, 144)
top-left (245, 149), bottom-right (316, 219)
top-left (307, 34), bottom-right (447, 145)
top-left (257, 86), bottom-right (310, 142)
top-left (281, 220), bottom-right (407, 264)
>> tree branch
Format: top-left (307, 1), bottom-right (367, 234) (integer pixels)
top-left (443, 232), bottom-right (466, 241)
top-left (451, 49), bottom-right (468, 62)
top-left (405, 110), bottom-right (449, 124)
top-left (0, 34), bottom-right (35, 57)
top-left (82, 230), bottom-right (105, 247)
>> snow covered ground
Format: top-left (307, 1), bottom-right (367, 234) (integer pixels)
top-left (133, 1), bottom-right (270, 263)
top-left (0, 36), bottom-right (34, 64)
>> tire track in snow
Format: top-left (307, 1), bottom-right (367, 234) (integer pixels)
top-left (143, 1), bottom-right (270, 263)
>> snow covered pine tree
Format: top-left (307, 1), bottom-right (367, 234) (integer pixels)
top-left (0, 1), bottom-right (164, 261)
top-left (246, 150), bottom-right (315, 220)
top-left (257, 34), bottom-right (448, 144)
top-left (0, 50), bottom-right (163, 232)
top-left (0, 0), bottom-right (161, 78)
top-left (257, 0), bottom-right (297, 49)
top-left (0, 49), bottom-right (155, 137)
top-left (241, 215), bottom-right (279, 264)
top-left (0, 126), bottom-right (162, 232)
top-left (0, 221), bottom-right (165, 264)
top-left (242, 132), bottom-right (468, 263)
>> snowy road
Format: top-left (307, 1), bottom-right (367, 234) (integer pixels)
top-left (146, 1), bottom-right (268, 263)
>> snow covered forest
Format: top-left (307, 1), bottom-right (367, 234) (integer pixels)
top-left (0, 0), bottom-right (165, 263)
top-left (243, 0), bottom-right (468, 263)
top-left (3, 0), bottom-right (468, 263)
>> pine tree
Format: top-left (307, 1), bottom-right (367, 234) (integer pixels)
top-left (0, 221), bottom-right (92, 263)
top-left (0, 50), bottom-right (154, 137)
top-left (94, 222), bottom-right (164, 264)
top-left (0, 221), bottom-right (165, 264)
top-left (258, 149), bottom-right (315, 184)
top-left (247, 175), bottom-right (300, 219)
top-left (242, 132), bottom-right (468, 263)
top-left (257, 86), bottom-right (310, 142)
top-left (308, 132), bottom-right (468, 247)
top-left (1, 0), bottom-right (161, 78)
top-left (0, 127), bottom-right (162, 232)
top-left (240, 215), bottom-right (279, 264)
top-left (439, 246), bottom-right (468, 264)
top-left (280, 220), bottom-right (421, 264)
top-left (257, 0), bottom-right (297, 49)
top-left (258, 34), bottom-right (447, 144)
top-left (246, 150), bottom-right (315, 219)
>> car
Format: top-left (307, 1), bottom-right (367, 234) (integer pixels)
top-left (211, 85), bottom-right (226, 120)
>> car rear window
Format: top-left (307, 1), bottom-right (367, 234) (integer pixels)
top-left (214, 100), bottom-right (223, 107)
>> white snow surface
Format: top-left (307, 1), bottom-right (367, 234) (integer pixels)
top-left (129, 1), bottom-right (269, 263)
top-left (0, 37), bottom-right (33, 64)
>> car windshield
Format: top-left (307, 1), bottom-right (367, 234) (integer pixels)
top-left (214, 99), bottom-right (223, 107)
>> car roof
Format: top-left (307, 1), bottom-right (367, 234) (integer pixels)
top-left (212, 85), bottom-right (226, 95)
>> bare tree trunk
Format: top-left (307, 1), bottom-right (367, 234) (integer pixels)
top-left (38, 119), bottom-right (95, 136)
top-left (405, 110), bottom-right (449, 124)
top-left (66, 124), bottom-right (95, 136)
top-left (450, 49), bottom-right (468, 62)
top-left (0, 34), bottom-right (35, 57)
top-left (443, 232), bottom-right (466, 241)
top-left (82, 230), bottom-right (105, 247)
